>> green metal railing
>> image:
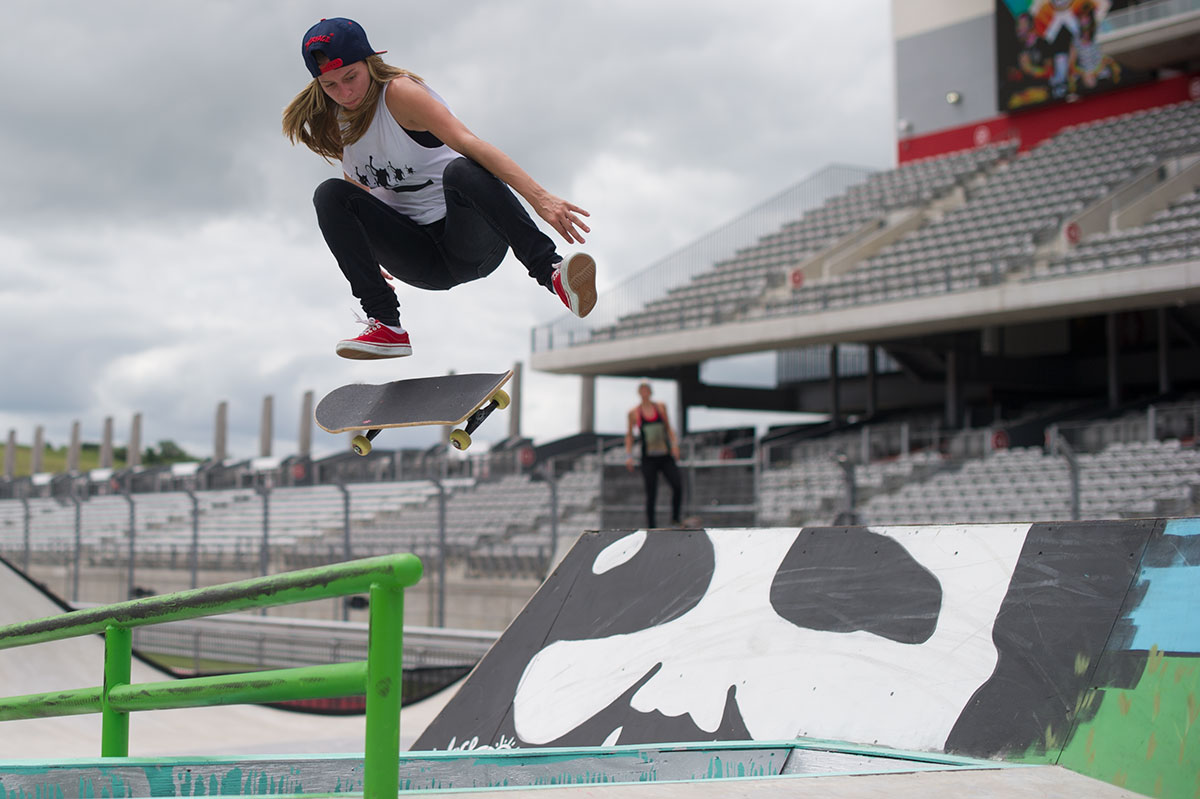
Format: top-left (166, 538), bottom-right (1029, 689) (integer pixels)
top-left (0, 553), bottom-right (422, 799)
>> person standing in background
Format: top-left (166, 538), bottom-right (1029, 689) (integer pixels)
top-left (625, 383), bottom-right (683, 528)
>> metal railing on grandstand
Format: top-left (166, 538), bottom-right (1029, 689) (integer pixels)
top-left (758, 402), bottom-right (1200, 528)
top-left (1100, 0), bottom-right (1200, 35)
top-left (596, 434), bottom-right (759, 529)
top-left (1048, 400), bottom-right (1200, 453)
top-left (0, 476), bottom-right (559, 627)
top-left (1, 402), bottom-right (1195, 625)
top-left (530, 163), bottom-right (876, 353)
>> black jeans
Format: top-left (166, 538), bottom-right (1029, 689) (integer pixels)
top-left (641, 455), bottom-right (683, 528)
top-left (313, 157), bottom-right (559, 325)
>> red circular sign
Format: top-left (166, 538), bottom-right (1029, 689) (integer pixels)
top-left (790, 269), bottom-right (805, 289)
top-left (1065, 222), bottom-right (1081, 244)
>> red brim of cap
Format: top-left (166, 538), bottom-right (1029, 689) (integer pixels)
top-left (317, 50), bottom-right (388, 74)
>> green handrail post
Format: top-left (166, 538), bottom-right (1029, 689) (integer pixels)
top-left (101, 624), bottom-right (132, 757)
top-left (0, 553), bottom-right (423, 799)
top-left (364, 581), bottom-right (404, 799)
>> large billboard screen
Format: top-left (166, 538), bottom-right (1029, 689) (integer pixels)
top-left (996, 0), bottom-right (1151, 113)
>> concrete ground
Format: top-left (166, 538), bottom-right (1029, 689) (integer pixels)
top-left (394, 766), bottom-right (1145, 798)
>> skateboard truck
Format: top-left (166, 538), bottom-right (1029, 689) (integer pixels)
top-left (350, 388), bottom-right (510, 456)
top-left (446, 389), bottom-right (511, 450)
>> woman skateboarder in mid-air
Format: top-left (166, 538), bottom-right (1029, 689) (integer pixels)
top-left (283, 17), bottom-right (597, 359)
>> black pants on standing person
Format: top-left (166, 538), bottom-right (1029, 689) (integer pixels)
top-left (641, 455), bottom-right (683, 528)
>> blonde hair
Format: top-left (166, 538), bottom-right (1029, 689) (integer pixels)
top-left (282, 55), bottom-right (423, 162)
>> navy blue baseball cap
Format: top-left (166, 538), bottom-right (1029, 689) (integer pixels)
top-left (301, 18), bottom-right (387, 78)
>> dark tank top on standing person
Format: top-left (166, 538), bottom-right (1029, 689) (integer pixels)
top-left (638, 404), bottom-right (671, 459)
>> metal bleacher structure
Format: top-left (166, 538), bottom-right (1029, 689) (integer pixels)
top-left (583, 142), bottom-right (1018, 340)
top-left (2, 100), bottom-right (1199, 635)
top-left (1040, 185), bottom-right (1200, 277)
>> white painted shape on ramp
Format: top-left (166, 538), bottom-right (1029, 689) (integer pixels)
top-left (513, 525), bottom-right (1030, 751)
top-left (593, 531), bottom-right (647, 575)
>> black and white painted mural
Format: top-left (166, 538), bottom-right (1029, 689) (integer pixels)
top-left (415, 521), bottom-right (1157, 758)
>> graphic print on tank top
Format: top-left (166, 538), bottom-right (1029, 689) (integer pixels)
top-left (352, 156), bottom-right (430, 193)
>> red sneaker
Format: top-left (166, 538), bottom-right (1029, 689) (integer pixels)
top-left (551, 253), bottom-right (597, 318)
top-left (335, 317), bottom-right (413, 360)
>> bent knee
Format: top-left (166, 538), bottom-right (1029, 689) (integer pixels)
top-left (442, 156), bottom-right (489, 187)
top-left (313, 177), bottom-right (357, 210)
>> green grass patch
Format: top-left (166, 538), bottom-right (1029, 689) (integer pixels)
top-left (3, 443), bottom-right (125, 477)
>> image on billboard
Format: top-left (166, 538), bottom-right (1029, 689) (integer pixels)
top-left (996, 0), bottom-right (1151, 112)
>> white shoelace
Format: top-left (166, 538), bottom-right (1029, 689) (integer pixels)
top-left (353, 313), bottom-right (383, 333)
top-left (353, 313), bottom-right (404, 334)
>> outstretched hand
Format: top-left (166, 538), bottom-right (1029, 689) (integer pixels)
top-left (538, 194), bottom-right (591, 245)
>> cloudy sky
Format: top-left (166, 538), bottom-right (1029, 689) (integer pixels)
top-left (1, 1), bottom-right (896, 463)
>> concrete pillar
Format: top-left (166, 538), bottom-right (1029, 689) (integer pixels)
top-left (3, 430), bottom-right (14, 479)
top-left (675, 366), bottom-right (703, 438)
top-left (32, 427), bottom-right (44, 474)
top-left (100, 417), bottom-right (114, 469)
top-left (1106, 313), bottom-right (1120, 409)
top-left (260, 395), bottom-right (274, 458)
top-left (1157, 308), bottom-right (1171, 395)
top-left (865, 345), bottom-right (878, 419)
top-left (945, 347), bottom-right (960, 429)
top-left (509, 362), bottom-right (522, 439)
top-left (675, 382), bottom-right (688, 438)
top-left (214, 401), bottom-right (228, 462)
top-left (299, 391), bottom-right (314, 457)
top-left (828, 344), bottom-right (841, 425)
top-left (128, 413), bottom-right (142, 469)
top-left (67, 421), bottom-right (82, 473)
top-left (579, 375), bottom-right (596, 434)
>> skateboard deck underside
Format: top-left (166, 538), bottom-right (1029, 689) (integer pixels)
top-left (315, 372), bottom-right (511, 433)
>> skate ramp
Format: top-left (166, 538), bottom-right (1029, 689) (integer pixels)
top-left (0, 557), bottom-right (451, 757)
top-left (416, 519), bottom-right (1200, 797)
top-left (0, 737), bottom-right (1144, 797)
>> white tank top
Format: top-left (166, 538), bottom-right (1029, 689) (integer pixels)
top-left (341, 80), bottom-right (460, 225)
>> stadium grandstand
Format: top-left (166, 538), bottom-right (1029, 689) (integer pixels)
top-left (5, 5), bottom-right (1200, 798)
top-left (0, 0), bottom-right (1198, 648)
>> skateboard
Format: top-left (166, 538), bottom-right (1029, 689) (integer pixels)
top-left (315, 371), bottom-right (513, 455)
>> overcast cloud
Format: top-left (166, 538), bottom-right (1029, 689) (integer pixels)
top-left (1, 1), bottom-right (895, 462)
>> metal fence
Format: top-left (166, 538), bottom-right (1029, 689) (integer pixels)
top-left (2, 404), bottom-right (1195, 632)
top-left (0, 476), bottom-right (559, 627)
top-left (1048, 400), bottom-right (1200, 453)
top-left (758, 404), bottom-right (1200, 527)
top-left (1100, 0), bottom-right (1200, 35)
